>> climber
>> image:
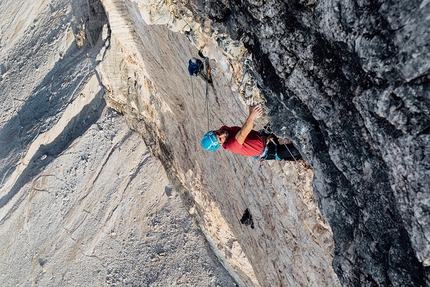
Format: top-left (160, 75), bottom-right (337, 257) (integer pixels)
top-left (188, 57), bottom-right (204, 77)
top-left (201, 105), bottom-right (302, 161)
top-left (240, 208), bottom-right (254, 229)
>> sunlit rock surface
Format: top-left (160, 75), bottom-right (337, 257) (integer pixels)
top-left (0, 1), bottom-right (236, 286)
top-left (1, 0), bottom-right (428, 286)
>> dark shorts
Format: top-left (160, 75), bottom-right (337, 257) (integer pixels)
top-left (265, 140), bottom-right (302, 161)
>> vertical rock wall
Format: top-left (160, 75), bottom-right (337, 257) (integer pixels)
top-left (2, 0), bottom-right (427, 286)
top-left (99, 0), bottom-right (429, 285)
top-left (100, 1), bottom-right (338, 286)
top-left (98, 0), bottom-right (340, 286)
top-left (171, 0), bottom-right (430, 286)
top-left (0, 0), bottom-right (235, 286)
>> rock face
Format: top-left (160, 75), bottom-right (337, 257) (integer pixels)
top-left (0, 0), bottom-right (338, 286)
top-left (0, 0), bottom-right (428, 287)
top-left (178, 0), bottom-right (430, 286)
top-left (96, 1), bottom-right (339, 286)
top-left (0, 1), bottom-right (236, 286)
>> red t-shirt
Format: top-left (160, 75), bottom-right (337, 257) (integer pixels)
top-left (219, 126), bottom-right (265, 157)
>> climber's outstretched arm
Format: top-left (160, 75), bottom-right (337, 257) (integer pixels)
top-left (235, 105), bottom-right (262, 145)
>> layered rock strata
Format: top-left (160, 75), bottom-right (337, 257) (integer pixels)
top-left (0, 0), bottom-right (339, 286)
top-left (97, 0), bottom-right (339, 286)
top-left (176, 0), bottom-right (430, 286)
top-left (0, 0), bottom-right (235, 286)
top-left (2, 0), bottom-right (428, 286)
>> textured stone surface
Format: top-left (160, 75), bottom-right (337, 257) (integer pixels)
top-left (2, 0), bottom-right (427, 286)
top-left (0, 1), bottom-right (236, 286)
top-left (172, 0), bottom-right (430, 286)
top-left (1, 0), bottom-right (339, 286)
top-left (96, 1), bottom-right (339, 286)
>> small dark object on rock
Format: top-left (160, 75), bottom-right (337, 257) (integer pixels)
top-left (240, 208), bottom-right (254, 229)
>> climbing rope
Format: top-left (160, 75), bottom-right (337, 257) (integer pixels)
top-left (190, 57), bottom-right (268, 132)
top-left (190, 76), bottom-right (196, 108)
top-left (205, 73), bottom-right (211, 131)
top-left (283, 143), bottom-right (299, 163)
top-left (238, 166), bottom-right (256, 225)
top-left (229, 61), bottom-right (250, 118)
top-left (189, 72), bottom-right (212, 131)
top-left (189, 70), bottom-right (213, 125)
top-left (230, 89), bottom-right (247, 118)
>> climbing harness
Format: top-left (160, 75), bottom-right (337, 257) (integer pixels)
top-left (254, 129), bottom-right (281, 163)
top-left (252, 125), bottom-right (302, 168)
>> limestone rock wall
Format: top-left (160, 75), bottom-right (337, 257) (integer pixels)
top-left (170, 0), bottom-right (430, 286)
top-left (97, 0), bottom-right (430, 285)
top-left (0, 0), bottom-right (338, 286)
top-left (96, 1), bottom-right (339, 286)
top-left (0, 0), bottom-right (235, 286)
top-left (2, 0), bottom-right (427, 286)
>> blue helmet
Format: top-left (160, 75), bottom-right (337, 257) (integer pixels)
top-left (201, 131), bottom-right (220, 151)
